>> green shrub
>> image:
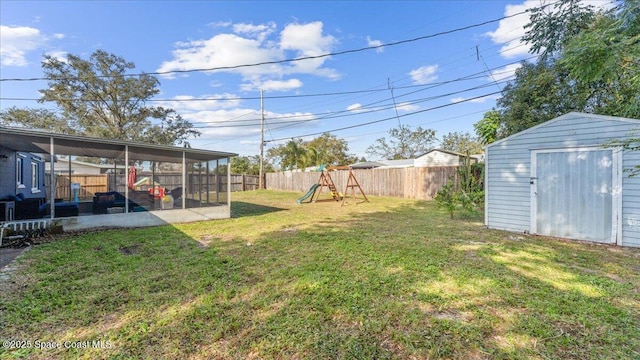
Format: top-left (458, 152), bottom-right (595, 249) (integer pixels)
top-left (435, 181), bottom-right (457, 219)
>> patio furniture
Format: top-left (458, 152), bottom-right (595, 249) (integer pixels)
top-left (39, 201), bottom-right (79, 217)
top-left (92, 191), bottom-right (138, 214)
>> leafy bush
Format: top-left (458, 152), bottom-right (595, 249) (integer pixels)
top-left (435, 158), bottom-right (484, 218)
top-left (435, 181), bottom-right (457, 219)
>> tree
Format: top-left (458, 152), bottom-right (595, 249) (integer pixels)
top-left (522, 0), bottom-right (599, 61)
top-left (440, 131), bottom-right (483, 154)
top-left (496, 60), bottom-right (588, 137)
top-left (493, 0), bottom-right (639, 140)
top-left (560, 0), bottom-right (640, 118)
top-left (267, 139), bottom-right (306, 171)
top-left (267, 134), bottom-right (358, 171)
top-left (366, 124), bottom-right (436, 160)
top-left (31, 50), bottom-right (199, 145)
top-left (0, 107), bottom-right (77, 134)
top-left (231, 155), bottom-right (273, 175)
top-left (473, 110), bottom-right (501, 145)
top-left (305, 133), bottom-right (359, 166)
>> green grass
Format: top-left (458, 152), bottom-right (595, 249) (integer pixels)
top-left (1, 190), bottom-right (639, 359)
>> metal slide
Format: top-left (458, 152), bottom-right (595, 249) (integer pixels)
top-left (296, 184), bottom-right (319, 204)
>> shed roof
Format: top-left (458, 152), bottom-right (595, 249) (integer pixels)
top-left (486, 112), bottom-right (640, 149)
top-left (0, 126), bottom-right (236, 163)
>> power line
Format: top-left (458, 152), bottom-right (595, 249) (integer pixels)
top-left (0, 4), bottom-right (544, 83)
top-left (264, 90), bottom-right (503, 143)
top-left (0, 54), bottom-right (534, 105)
top-left (189, 79), bottom-right (513, 130)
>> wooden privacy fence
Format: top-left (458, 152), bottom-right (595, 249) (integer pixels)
top-left (265, 167), bottom-right (460, 200)
top-left (54, 175), bottom-right (108, 201)
top-left (49, 174), bottom-right (259, 200)
top-left (108, 174), bottom-right (259, 194)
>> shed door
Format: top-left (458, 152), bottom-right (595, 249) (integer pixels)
top-left (531, 148), bottom-right (619, 243)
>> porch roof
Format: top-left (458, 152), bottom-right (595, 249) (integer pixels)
top-left (0, 126), bottom-right (236, 163)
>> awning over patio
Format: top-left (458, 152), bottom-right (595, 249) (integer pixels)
top-left (0, 126), bottom-right (236, 163)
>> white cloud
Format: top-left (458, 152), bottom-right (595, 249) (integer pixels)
top-left (246, 78), bottom-right (303, 92)
top-left (488, 63), bottom-right (522, 82)
top-left (157, 20), bottom-right (339, 87)
top-left (367, 36), bottom-right (383, 53)
top-left (158, 92), bottom-right (317, 141)
top-left (396, 102), bottom-right (418, 112)
top-left (186, 107), bottom-right (317, 141)
top-left (279, 21), bottom-right (339, 78)
top-left (157, 33), bottom-right (282, 79)
top-left (0, 25), bottom-right (46, 66)
top-left (233, 22), bottom-right (276, 42)
top-left (487, 0), bottom-right (616, 59)
top-left (347, 103), bottom-right (364, 112)
top-left (484, 1), bottom-right (536, 58)
top-left (409, 65), bottom-right (438, 84)
top-left (280, 21), bottom-right (335, 54)
top-left (209, 21), bottom-right (232, 28)
top-left (44, 51), bottom-right (69, 63)
top-left (162, 94), bottom-right (242, 112)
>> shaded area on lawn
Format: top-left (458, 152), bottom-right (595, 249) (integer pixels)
top-left (1, 191), bottom-right (639, 359)
top-left (230, 201), bottom-right (286, 218)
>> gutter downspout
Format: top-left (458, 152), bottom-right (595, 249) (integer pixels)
top-left (125, 145), bottom-right (129, 213)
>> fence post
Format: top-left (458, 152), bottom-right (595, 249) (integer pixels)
top-left (242, 174), bottom-right (246, 191)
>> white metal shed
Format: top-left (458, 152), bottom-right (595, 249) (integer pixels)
top-left (485, 112), bottom-right (640, 247)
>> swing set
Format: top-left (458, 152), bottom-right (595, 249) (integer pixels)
top-left (296, 165), bottom-right (369, 205)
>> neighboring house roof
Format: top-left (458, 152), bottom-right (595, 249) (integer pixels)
top-left (350, 161), bottom-right (386, 169)
top-left (352, 150), bottom-right (484, 170)
top-left (470, 154), bottom-right (485, 163)
top-left (377, 159), bottom-right (415, 168)
top-left (417, 148), bottom-right (467, 158)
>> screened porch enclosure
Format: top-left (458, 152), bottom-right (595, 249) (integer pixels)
top-left (0, 127), bottom-right (235, 220)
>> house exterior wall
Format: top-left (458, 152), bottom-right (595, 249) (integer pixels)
top-left (485, 112), bottom-right (640, 247)
top-left (17, 152), bottom-right (47, 200)
top-left (0, 146), bottom-right (16, 199)
top-left (415, 151), bottom-right (461, 167)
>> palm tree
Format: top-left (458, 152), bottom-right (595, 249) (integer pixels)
top-left (283, 139), bottom-right (305, 171)
top-left (301, 146), bottom-right (319, 169)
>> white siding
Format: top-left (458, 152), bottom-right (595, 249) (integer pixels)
top-left (415, 151), bottom-right (460, 167)
top-left (485, 112), bottom-right (640, 247)
top-left (621, 149), bottom-right (640, 247)
top-left (46, 162), bottom-right (102, 174)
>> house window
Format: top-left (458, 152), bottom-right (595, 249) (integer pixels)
top-left (16, 157), bottom-right (24, 187)
top-left (31, 161), bottom-right (40, 192)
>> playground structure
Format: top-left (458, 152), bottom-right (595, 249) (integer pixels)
top-left (297, 165), bottom-right (369, 205)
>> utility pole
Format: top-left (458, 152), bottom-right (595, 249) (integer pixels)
top-left (259, 89), bottom-right (265, 189)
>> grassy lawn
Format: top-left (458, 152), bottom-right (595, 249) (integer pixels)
top-left (1, 190), bottom-right (639, 359)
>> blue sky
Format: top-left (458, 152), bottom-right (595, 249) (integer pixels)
top-left (0, 1), bottom-right (612, 160)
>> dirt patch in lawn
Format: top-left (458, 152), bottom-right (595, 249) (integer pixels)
top-left (0, 246), bottom-right (30, 270)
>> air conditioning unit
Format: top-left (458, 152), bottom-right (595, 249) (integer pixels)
top-left (0, 201), bottom-right (15, 222)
